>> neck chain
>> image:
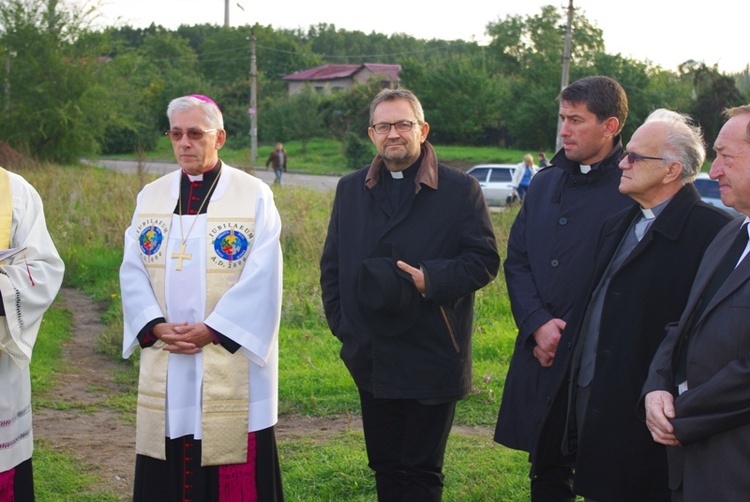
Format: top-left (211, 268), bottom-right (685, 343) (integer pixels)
top-left (171, 167), bottom-right (221, 271)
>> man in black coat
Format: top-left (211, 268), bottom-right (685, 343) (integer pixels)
top-left (319, 88), bottom-right (499, 501)
top-left (494, 76), bottom-right (634, 500)
top-left (532, 109), bottom-right (733, 501)
top-left (644, 105), bottom-right (750, 502)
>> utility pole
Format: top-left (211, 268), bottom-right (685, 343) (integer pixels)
top-left (48, 0), bottom-right (58, 31)
top-left (4, 52), bottom-right (9, 114)
top-left (224, 0), bottom-right (230, 27)
top-left (249, 32), bottom-right (258, 163)
top-left (556, 0), bottom-right (575, 152)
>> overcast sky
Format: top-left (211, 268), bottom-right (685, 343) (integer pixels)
top-left (80, 0), bottom-right (748, 74)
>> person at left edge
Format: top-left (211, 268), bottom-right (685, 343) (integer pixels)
top-left (120, 94), bottom-right (284, 501)
top-left (0, 167), bottom-right (64, 502)
top-left (320, 87), bottom-right (499, 501)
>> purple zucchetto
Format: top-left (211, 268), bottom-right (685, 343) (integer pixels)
top-left (188, 94), bottom-right (221, 112)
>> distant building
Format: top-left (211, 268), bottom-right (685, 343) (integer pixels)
top-left (282, 63), bottom-right (401, 95)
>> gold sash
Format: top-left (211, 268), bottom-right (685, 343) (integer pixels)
top-left (133, 165), bottom-right (259, 466)
top-left (0, 167), bottom-right (12, 249)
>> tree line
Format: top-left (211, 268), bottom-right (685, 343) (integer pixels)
top-left (0, 0), bottom-right (747, 164)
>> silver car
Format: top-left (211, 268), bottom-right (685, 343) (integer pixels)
top-left (467, 164), bottom-right (516, 206)
top-left (694, 173), bottom-right (743, 218)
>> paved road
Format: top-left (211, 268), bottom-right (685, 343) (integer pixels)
top-left (84, 158), bottom-right (342, 191)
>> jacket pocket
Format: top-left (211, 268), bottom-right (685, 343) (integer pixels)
top-left (440, 306), bottom-right (460, 353)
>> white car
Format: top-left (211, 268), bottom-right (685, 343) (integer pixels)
top-left (694, 173), bottom-right (743, 218)
top-left (466, 164), bottom-right (516, 206)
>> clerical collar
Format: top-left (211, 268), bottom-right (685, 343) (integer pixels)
top-left (580, 159), bottom-right (604, 174)
top-left (183, 161), bottom-right (221, 182)
top-left (385, 155), bottom-right (421, 181)
top-left (578, 143), bottom-right (622, 175)
top-left (641, 197), bottom-right (671, 220)
top-left (177, 162), bottom-right (222, 215)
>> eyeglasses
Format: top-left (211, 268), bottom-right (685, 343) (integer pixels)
top-left (625, 151), bottom-right (665, 164)
top-left (164, 128), bottom-right (218, 141)
top-left (370, 121), bottom-right (419, 134)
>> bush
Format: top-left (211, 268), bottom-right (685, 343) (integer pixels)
top-left (100, 125), bottom-right (159, 155)
top-left (343, 132), bottom-right (372, 171)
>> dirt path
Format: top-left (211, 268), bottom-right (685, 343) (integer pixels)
top-left (32, 289), bottom-right (370, 499)
top-left (33, 288), bottom-right (492, 499)
top-left (34, 288), bottom-right (136, 499)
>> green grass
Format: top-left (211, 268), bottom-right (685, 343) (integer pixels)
top-left (16, 160), bottom-right (530, 500)
top-left (33, 441), bottom-right (121, 502)
top-left (279, 431), bottom-right (530, 501)
top-left (29, 303), bottom-right (72, 394)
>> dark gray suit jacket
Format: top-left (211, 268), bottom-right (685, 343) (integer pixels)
top-left (644, 216), bottom-right (750, 501)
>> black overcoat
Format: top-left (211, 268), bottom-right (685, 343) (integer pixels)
top-left (532, 184), bottom-right (733, 501)
top-left (320, 142), bottom-right (499, 399)
top-left (494, 142), bottom-right (635, 451)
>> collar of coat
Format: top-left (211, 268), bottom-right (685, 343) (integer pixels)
top-left (364, 141), bottom-right (439, 194)
top-left (549, 135), bottom-right (624, 180)
top-left (616, 183), bottom-right (704, 243)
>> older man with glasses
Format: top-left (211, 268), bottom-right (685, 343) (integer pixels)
top-left (120, 94), bottom-right (285, 501)
top-left (320, 87), bottom-right (499, 501)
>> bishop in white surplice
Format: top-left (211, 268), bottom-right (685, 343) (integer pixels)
top-left (120, 94), bottom-right (284, 501)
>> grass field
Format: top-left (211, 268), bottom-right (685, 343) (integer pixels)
top-left (18, 148), bottom-right (535, 500)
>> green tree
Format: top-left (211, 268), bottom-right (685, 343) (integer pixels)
top-left (92, 28), bottom-right (212, 153)
top-left (0, 0), bottom-right (111, 162)
top-left (343, 131), bottom-right (373, 170)
top-left (287, 85), bottom-right (323, 153)
top-left (685, 63), bottom-right (745, 148)
top-left (485, 5), bottom-right (604, 76)
top-left (319, 79), bottom-right (383, 141)
top-left (403, 54), bottom-right (504, 145)
top-left (484, 5), bottom-right (608, 149)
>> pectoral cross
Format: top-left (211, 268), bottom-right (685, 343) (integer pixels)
top-left (171, 243), bottom-right (192, 271)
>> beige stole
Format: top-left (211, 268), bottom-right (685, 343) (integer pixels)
top-left (133, 167), bottom-right (259, 466)
top-left (0, 167), bottom-right (11, 248)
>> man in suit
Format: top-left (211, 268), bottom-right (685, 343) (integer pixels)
top-left (644, 104), bottom-right (750, 501)
top-left (532, 109), bottom-right (732, 501)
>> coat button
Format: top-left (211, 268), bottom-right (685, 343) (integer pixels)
top-left (559, 217), bottom-right (568, 225)
top-left (551, 259), bottom-right (559, 267)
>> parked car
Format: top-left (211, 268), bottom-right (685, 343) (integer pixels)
top-left (467, 164), bottom-right (516, 206)
top-left (694, 173), bottom-right (743, 218)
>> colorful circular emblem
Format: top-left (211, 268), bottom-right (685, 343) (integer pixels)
top-left (139, 226), bottom-right (164, 255)
top-left (213, 230), bottom-right (249, 262)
